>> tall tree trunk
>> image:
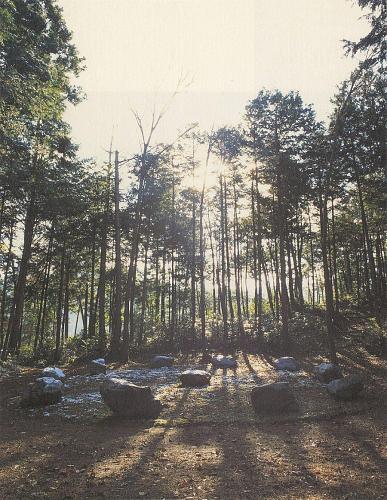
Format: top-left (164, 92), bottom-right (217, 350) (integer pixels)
top-left (63, 252), bottom-right (71, 341)
top-left (219, 175), bottom-right (228, 340)
top-left (2, 194), bottom-right (36, 359)
top-left (277, 156), bottom-right (290, 351)
top-left (97, 181), bottom-right (109, 352)
top-left (88, 223), bottom-right (97, 337)
top-left (351, 144), bottom-right (377, 300)
top-left (255, 171), bottom-right (263, 336)
top-left (251, 180), bottom-right (258, 330)
top-left (0, 220), bottom-right (14, 352)
top-left (83, 282), bottom-right (88, 338)
top-left (319, 192), bottom-right (337, 362)
top-left (155, 240), bottom-right (160, 320)
top-left (161, 243), bottom-right (166, 325)
top-left (111, 150), bottom-right (122, 358)
top-left (54, 243), bottom-right (66, 362)
top-left (331, 196), bottom-right (339, 312)
top-left (223, 178), bottom-right (234, 322)
top-left (308, 209), bottom-right (316, 309)
top-left (191, 150), bottom-right (196, 342)
top-left (138, 224), bottom-right (150, 346)
top-left (232, 179), bottom-right (244, 337)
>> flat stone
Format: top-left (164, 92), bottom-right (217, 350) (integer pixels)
top-left (274, 357), bottom-right (299, 372)
top-left (316, 362), bottom-right (342, 383)
top-left (211, 355), bottom-right (238, 369)
top-left (180, 370), bottom-right (211, 387)
top-left (21, 377), bottom-right (64, 407)
top-left (327, 375), bottom-right (364, 400)
top-left (150, 355), bottom-right (174, 368)
top-left (41, 367), bottom-right (65, 380)
top-left (100, 377), bottom-right (162, 418)
top-left (251, 382), bottom-right (298, 414)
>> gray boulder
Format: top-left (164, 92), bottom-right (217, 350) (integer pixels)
top-left (100, 377), bottom-right (162, 418)
top-left (150, 355), bottom-right (174, 368)
top-left (90, 358), bottom-right (107, 375)
top-left (327, 375), bottom-right (364, 400)
top-left (41, 366), bottom-right (65, 380)
top-left (274, 357), bottom-right (299, 372)
top-left (180, 369), bottom-right (211, 387)
top-left (251, 382), bottom-right (298, 414)
top-left (21, 377), bottom-right (64, 407)
top-left (316, 362), bottom-right (342, 383)
top-left (211, 355), bottom-right (238, 369)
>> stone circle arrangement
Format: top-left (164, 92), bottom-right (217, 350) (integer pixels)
top-left (19, 355), bottom-right (365, 419)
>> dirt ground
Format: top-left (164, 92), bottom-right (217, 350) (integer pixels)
top-left (0, 350), bottom-right (386, 500)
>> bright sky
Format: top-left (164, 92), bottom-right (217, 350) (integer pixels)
top-left (60, 0), bottom-right (369, 163)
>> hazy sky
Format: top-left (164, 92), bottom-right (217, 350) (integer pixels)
top-left (60, 0), bottom-right (369, 163)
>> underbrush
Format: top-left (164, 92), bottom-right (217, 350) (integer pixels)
top-left (11, 306), bottom-right (386, 367)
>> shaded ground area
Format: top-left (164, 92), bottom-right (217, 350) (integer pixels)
top-left (0, 350), bottom-right (386, 499)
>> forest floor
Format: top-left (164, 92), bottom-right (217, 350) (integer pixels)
top-left (0, 345), bottom-right (386, 500)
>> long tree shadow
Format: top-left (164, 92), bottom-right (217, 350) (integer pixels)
top-left (242, 352), bottom-right (263, 384)
top-left (0, 370), bottom-right (196, 499)
top-left (258, 352), bottom-right (277, 369)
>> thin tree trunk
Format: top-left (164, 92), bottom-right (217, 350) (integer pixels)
top-left (319, 192), bottom-right (337, 362)
top-left (111, 150), bottom-right (122, 358)
top-left (138, 224), bottom-right (150, 346)
top-left (0, 220), bottom-right (14, 351)
top-left (54, 243), bottom-right (66, 362)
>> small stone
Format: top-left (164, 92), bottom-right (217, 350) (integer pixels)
top-left (150, 355), bottom-right (174, 368)
top-left (211, 355), bottom-right (238, 369)
top-left (41, 367), bottom-right (65, 380)
top-left (274, 357), bottom-right (299, 372)
top-left (251, 382), bottom-right (298, 414)
top-left (327, 375), bottom-right (364, 400)
top-left (180, 370), bottom-right (211, 387)
top-left (89, 359), bottom-right (107, 375)
top-left (316, 362), bottom-right (342, 383)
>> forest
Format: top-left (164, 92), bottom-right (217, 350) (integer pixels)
top-left (0, 1), bottom-right (386, 499)
top-left (0, 0), bottom-right (385, 366)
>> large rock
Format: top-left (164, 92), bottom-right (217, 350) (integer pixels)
top-left (251, 382), bottom-right (298, 414)
top-left (327, 375), bottom-right (364, 400)
top-left (21, 377), bottom-right (64, 407)
top-left (316, 362), bottom-right (342, 383)
top-left (211, 355), bottom-right (238, 369)
top-left (274, 357), bottom-right (299, 372)
top-left (100, 377), bottom-right (162, 418)
top-left (41, 366), bottom-right (65, 380)
top-left (150, 355), bottom-right (174, 368)
top-left (180, 370), bottom-right (211, 387)
top-left (90, 358), bottom-right (107, 375)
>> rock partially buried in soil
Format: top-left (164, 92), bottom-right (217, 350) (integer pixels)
top-left (150, 355), bottom-right (174, 368)
top-left (100, 377), bottom-right (162, 418)
top-left (316, 362), bottom-right (342, 383)
top-left (211, 355), bottom-right (238, 369)
top-left (251, 382), bottom-right (298, 414)
top-left (90, 358), bottom-right (107, 375)
top-left (41, 366), bottom-right (65, 380)
top-left (180, 369), bottom-right (211, 387)
top-left (327, 375), bottom-right (364, 400)
top-left (274, 357), bottom-right (300, 372)
top-left (21, 377), bottom-right (64, 407)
